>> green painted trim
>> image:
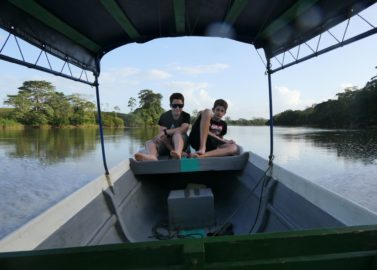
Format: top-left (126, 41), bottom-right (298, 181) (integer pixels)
top-left (224, 0), bottom-right (249, 25)
top-left (259, 0), bottom-right (319, 39)
top-left (8, 0), bottom-right (100, 53)
top-left (173, 0), bottom-right (185, 33)
top-left (1, 225), bottom-right (377, 269)
top-left (99, 0), bottom-right (140, 39)
top-left (180, 158), bottom-right (199, 172)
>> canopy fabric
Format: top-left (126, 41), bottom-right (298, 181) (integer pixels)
top-left (0, 0), bottom-right (375, 74)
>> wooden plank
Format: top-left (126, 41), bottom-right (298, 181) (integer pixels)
top-left (129, 152), bottom-right (249, 175)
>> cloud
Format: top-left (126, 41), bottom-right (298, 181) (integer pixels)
top-left (340, 83), bottom-right (356, 90)
top-left (277, 86), bottom-right (301, 106)
top-left (164, 81), bottom-right (214, 113)
top-left (100, 67), bottom-right (140, 84)
top-left (101, 67), bottom-right (170, 84)
top-left (174, 64), bottom-right (229, 75)
top-left (274, 86), bottom-right (314, 113)
top-left (146, 69), bottom-right (172, 80)
top-left (166, 81), bottom-right (209, 92)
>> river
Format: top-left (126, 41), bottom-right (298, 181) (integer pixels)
top-left (1, 126), bottom-right (377, 239)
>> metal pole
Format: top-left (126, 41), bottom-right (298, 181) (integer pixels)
top-left (94, 73), bottom-right (110, 175)
top-left (0, 54), bottom-right (95, 86)
top-left (267, 58), bottom-right (274, 165)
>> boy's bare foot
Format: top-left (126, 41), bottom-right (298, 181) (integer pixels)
top-left (196, 148), bottom-right (205, 155)
top-left (170, 150), bottom-right (181, 159)
top-left (134, 152), bottom-right (158, 161)
top-left (191, 152), bottom-right (203, 158)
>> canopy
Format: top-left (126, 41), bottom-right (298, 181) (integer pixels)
top-left (0, 0), bottom-right (375, 74)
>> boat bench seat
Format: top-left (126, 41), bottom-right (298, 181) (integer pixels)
top-left (129, 152), bottom-right (249, 175)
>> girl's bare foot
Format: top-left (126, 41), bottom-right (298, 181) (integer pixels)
top-left (134, 152), bottom-right (158, 161)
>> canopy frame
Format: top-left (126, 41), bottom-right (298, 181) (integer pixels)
top-left (269, 12), bottom-right (377, 73)
top-left (0, 31), bottom-right (95, 86)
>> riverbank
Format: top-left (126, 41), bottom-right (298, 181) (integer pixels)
top-left (0, 122), bottom-right (127, 129)
top-left (0, 119), bottom-right (23, 129)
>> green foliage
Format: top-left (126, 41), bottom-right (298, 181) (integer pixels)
top-left (68, 94), bottom-right (96, 126)
top-left (273, 108), bottom-right (313, 126)
top-left (227, 117), bottom-right (268, 126)
top-left (127, 97), bottom-right (136, 112)
top-left (125, 89), bottom-right (164, 127)
top-left (0, 118), bottom-right (23, 129)
top-left (0, 108), bottom-right (14, 118)
top-left (99, 112), bottom-right (125, 128)
top-left (273, 78), bottom-right (377, 128)
top-left (4, 80), bottom-right (96, 127)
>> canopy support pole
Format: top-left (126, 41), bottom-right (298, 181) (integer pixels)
top-left (267, 58), bottom-right (274, 165)
top-left (94, 72), bottom-right (109, 175)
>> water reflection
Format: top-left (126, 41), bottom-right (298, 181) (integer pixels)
top-left (0, 126), bottom-right (161, 239)
top-left (280, 129), bottom-right (377, 164)
top-left (0, 127), bottom-right (160, 164)
top-left (128, 126), bottom-right (159, 142)
top-left (1, 129), bottom-right (97, 163)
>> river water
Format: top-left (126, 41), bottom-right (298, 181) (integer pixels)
top-left (1, 126), bottom-right (377, 239)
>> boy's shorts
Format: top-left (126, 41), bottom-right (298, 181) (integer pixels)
top-left (189, 124), bottom-right (224, 152)
top-left (158, 133), bottom-right (189, 155)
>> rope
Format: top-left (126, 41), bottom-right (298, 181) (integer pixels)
top-left (208, 165), bottom-right (272, 236)
top-left (151, 221), bottom-right (176, 240)
top-left (248, 166), bottom-right (271, 233)
top-left (150, 221), bottom-right (205, 240)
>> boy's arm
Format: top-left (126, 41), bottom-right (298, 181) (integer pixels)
top-left (151, 125), bottom-right (168, 142)
top-left (207, 131), bottom-right (227, 143)
top-left (208, 130), bottom-right (235, 144)
top-left (217, 121), bottom-right (235, 144)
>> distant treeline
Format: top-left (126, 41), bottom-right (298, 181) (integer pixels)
top-left (226, 117), bottom-right (267, 126)
top-left (2, 78), bottom-right (377, 129)
top-left (272, 77), bottom-right (377, 128)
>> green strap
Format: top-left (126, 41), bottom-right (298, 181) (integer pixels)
top-left (99, 0), bottom-right (140, 39)
top-left (173, 0), bottom-right (185, 33)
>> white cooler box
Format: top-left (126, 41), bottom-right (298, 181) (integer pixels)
top-left (168, 188), bottom-right (215, 229)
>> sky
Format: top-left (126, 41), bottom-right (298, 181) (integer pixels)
top-left (0, 4), bottom-right (376, 120)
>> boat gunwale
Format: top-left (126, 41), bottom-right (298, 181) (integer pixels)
top-left (0, 160), bottom-right (130, 252)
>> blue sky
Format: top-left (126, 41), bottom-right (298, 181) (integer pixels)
top-left (0, 4), bottom-right (376, 120)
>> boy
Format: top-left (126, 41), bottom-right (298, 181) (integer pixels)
top-left (189, 99), bottom-right (238, 158)
top-left (134, 93), bottom-right (190, 161)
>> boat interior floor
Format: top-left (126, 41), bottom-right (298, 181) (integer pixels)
top-left (114, 167), bottom-right (344, 243)
top-left (37, 159), bottom-right (345, 250)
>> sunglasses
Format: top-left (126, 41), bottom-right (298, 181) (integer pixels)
top-left (171, 103), bottom-right (184, 109)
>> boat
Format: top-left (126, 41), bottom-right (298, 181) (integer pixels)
top-left (1, 1), bottom-right (377, 269)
